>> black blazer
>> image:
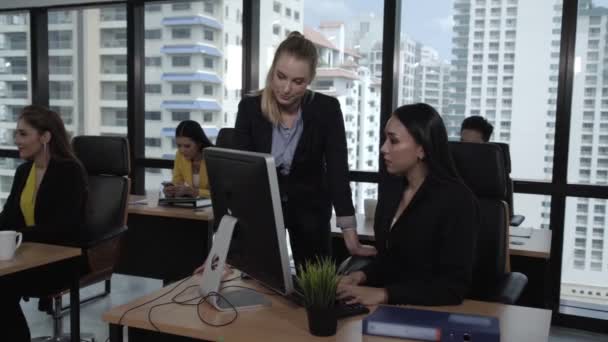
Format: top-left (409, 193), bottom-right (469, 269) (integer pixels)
top-left (362, 175), bottom-right (479, 306)
top-left (234, 92), bottom-right (354, 222)
top-left (0, 158), bottom-right (87, 247)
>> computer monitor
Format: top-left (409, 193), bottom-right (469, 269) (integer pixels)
top-left (199, 147), bottom-right (294, 311)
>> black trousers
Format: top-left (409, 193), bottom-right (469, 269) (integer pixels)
top-left (283, 201), bottom-right (332, 270)
top-left (0, 259), bottom-right (77, 342)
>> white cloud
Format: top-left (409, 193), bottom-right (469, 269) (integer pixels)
top-left (434, 16), bottom-right (454, 32)
top-left (304, 0), bottom-right (355, 23)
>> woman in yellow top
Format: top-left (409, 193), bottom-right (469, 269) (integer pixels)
top-left (163, 120), bottom-right (213, 198)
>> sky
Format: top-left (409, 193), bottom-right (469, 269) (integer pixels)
top-left (303, 0), bottom-right (454, 60)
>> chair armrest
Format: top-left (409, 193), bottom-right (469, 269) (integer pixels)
top-left (510, 214), bottom-right (525, 227)
top-left (495, 272), bottom-right (528, 304)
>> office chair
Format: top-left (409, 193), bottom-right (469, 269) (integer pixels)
top-left (449, 142), bottom-right (527, 304)
top-left (492, 142), bottom-right (525, 226)
top-left (32, 136), bottom-right (130, 342)
top-left (216, 127), bottom-right (236, 148)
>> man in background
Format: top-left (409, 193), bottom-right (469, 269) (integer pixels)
top-left (460, 116), bottom-right (494, 143)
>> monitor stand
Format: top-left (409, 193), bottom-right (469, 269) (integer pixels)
top-left (199, 214), bottom-right (271, 311)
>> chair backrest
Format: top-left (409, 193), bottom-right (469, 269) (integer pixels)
top-left (73, 136), bottom-right (130, 244)
top-left (216, 128), bottom-right (236, 148)
top-left (492, 142), bottom-right (514, 218)
top-left (448, 142), bottom-right (509, 300)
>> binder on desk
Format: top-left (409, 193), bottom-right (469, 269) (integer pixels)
top-left (159, 197), bottom-right (212, 208)
top-left (362, 305), bottom-right (499, 342)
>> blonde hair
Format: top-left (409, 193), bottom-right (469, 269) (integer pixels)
top-left (261, 31), bottom-right (318, 125)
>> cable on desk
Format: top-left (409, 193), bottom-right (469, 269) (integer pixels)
top-left (145, 288), bottom-right (239, 329)
top-left (219, 284), bottom-right (278, 296)
top-left (117, 276), bottom-right (193, 327)
top-left (196, 291), bottom-right (239, 327)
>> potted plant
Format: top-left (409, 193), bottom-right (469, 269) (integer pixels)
top-left (296, 257), bottom-right (339, 336)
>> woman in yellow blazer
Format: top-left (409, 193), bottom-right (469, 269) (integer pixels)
top-left (163, 120), bottom-right (213, 198)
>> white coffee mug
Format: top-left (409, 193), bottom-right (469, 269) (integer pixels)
top-left (364, 199), bottom-right (378, 219)
top-left (0, 230), bottom-right (23, 261)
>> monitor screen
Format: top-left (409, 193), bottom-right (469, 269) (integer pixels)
top-left (204, 147), bottom-right (294, 295)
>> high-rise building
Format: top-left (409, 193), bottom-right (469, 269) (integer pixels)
top-left (306, 24), bottom-right (380, 210)
top-left (448, 0), bottom-right (608, 313)
top-left (561, 0), bottom-right (608, 309)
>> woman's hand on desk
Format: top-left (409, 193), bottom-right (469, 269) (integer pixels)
top-left (343, 229), bottom-right (377, 257)
top-left (337, 280), bottom-right (388, 306)
top-left (175, 184), bottom-right (197, 197)
top-left (163, 185), bottom-right (176, 197)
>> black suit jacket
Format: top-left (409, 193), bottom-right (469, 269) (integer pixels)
top-left (362, 175), bottom-right (479, 306)
top-left (0, 158), bottom-right (87, 247)
top-left (234, 91), bottom-right (355, 223)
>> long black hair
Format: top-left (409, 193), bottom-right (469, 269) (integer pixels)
top-left (391, 103), bottom-right (460, 181)
top-left (175, 120), bottom-right (213, 150)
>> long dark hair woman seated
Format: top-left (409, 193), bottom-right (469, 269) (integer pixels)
top-left (0, 105), bottom-right (87, 341)
top-left (337, 103), bottom-right (479, 306)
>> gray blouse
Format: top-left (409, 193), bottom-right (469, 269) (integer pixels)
top-left (270, 110), bottom-right (356, 230)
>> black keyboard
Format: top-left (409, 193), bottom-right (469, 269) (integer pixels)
top-left (334, 300), bottom-right (370, 319)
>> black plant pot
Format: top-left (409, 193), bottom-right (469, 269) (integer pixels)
top-left (305, 307), bottom-right (337, 336)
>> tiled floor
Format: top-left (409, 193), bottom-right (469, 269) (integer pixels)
top-left (21, 274), bottom-right (608, 341)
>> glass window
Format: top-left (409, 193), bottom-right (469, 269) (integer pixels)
top-left (49, 30), bottom-right (72, 49)
top-left (562, 197), bottom-right (608, 319)
top-left (258, 1), bottom-right (384, 207)
top-left (171, 111), bottom-right (190, 121)
top-left (0, 158), bottom-right (24, 206)
top-left (172, 27), bottom-right (191, 39)
top-left (172, 3), bottom-right (191, 11)
top-left (48, 6), bottom-right (127, 138)
top-left (172, 56), bottom-right (191, 67)
top-left (145, 84), bottom-right (162, 94)
top-left (145, 56), bottom-right (162, 67)
top-left (145, 29), bottom-right (162, 40)
top-left (403, 0), bottom-right (562, 181)
top-left (145, 111), bottom-right (161, 121)
top-left (172, 83), bottom-right (191, 95)
top-left (144, 1), bottom-right (242, 160)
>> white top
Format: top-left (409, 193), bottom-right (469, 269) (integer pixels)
top-left (192, 173), bottom-right (200, 189)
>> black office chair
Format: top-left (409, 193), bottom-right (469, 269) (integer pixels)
top-left (32, 136), bottom-right (130, 342)
top-left (449, 142), bottom-right (527, 304)
top-left (216, 127), bottom-right (236, 148)
top-left (492, 142), bottom-right (525, 226)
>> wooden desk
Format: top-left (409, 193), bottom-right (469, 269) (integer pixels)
top-left (128, 195), bottom-right (214, 221)
top-left (116, 195), bottom-right (214, 283)
top-left (0, 243), bottom-right (82, 342)
top-left (103, 275), bottom-right (552, 342)
top-left (509, 228), bottom-right (553, 308)
top-left (331, 216), bottom-right (552, 259)
top-left (509, 227), bottom-right (552, 259)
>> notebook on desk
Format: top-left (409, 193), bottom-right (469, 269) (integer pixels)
top-left (159, 196), bottom-right (212, 208)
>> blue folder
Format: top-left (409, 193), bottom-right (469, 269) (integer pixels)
top-left (362, 305), bottom-right (499, 341)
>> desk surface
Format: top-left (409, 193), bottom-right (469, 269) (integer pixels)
top-left (509, 227), bottom-right (552, 259)
top-left (331, 215), bottom-right (552, 259)
top-left (0, 242), bottom-right (81, 277)
top-left (128, 195), bottom-right (213, 221)
top-left (103, 275), bottom-right (552, 342)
